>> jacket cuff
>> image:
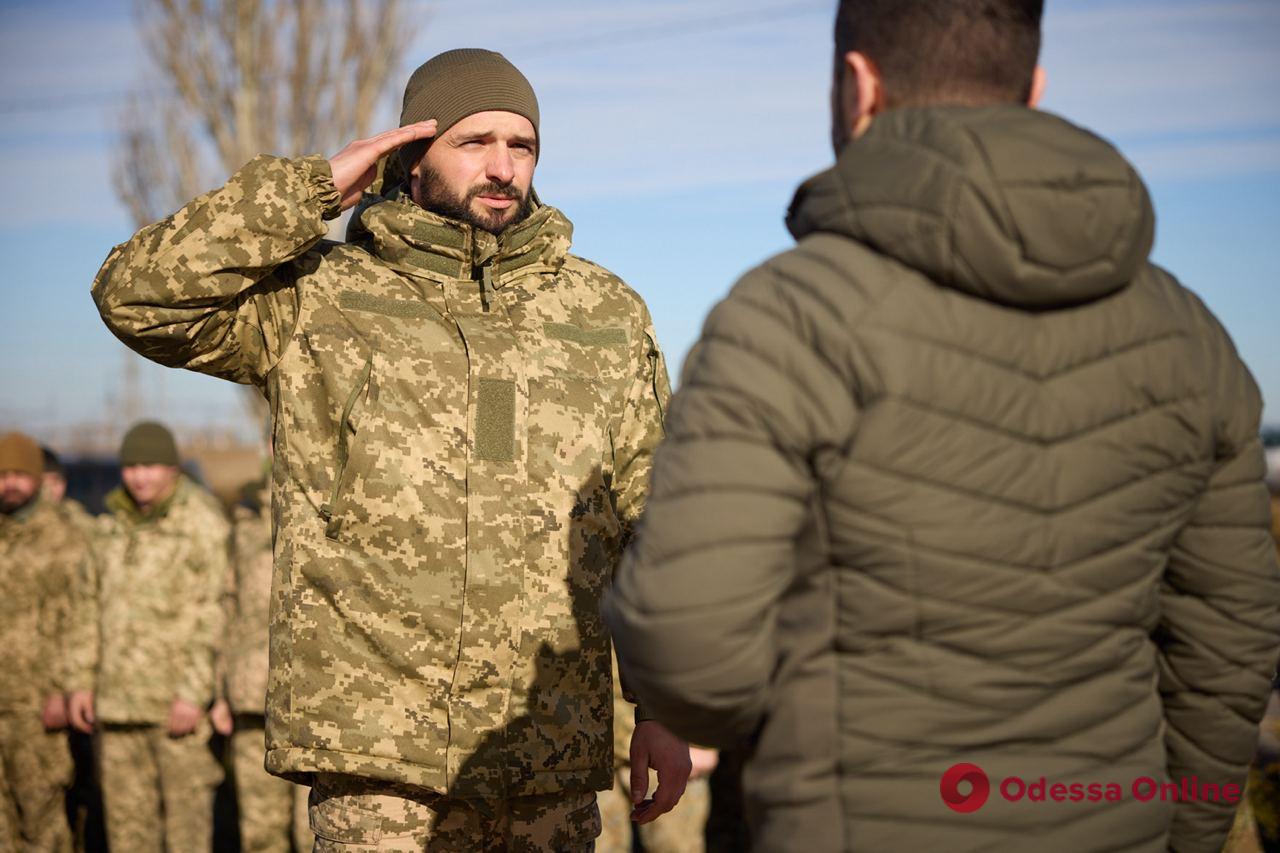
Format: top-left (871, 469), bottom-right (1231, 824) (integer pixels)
top-left (634, 702), bottom-right (655, 725)
top-left (297, 155), bottom-right (343, 221)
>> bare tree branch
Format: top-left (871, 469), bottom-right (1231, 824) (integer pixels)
top-left (114, 0), bottom-right (414, 227)
top-left (113, 0), bottom-right (417, 422)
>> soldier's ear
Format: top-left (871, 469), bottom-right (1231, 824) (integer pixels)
top-left (1027, 65), bottom-right (1047, 108)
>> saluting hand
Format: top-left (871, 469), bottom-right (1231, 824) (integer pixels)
top-left (328, 121), bottom-right (438, 212)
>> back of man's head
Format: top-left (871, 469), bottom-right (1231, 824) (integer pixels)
top-left (835, 0), bottom-right (1044, 108)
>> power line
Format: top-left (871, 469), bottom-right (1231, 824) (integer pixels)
top-left (523, 1), bottom-right (826, 57)
top-left (0, 1), bottom-right (827, 116)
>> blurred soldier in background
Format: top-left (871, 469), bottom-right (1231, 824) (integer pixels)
top-left (0, 431), bottom-right (84, 852)
top-left (39, 446), bottom-right (105, 852)
top-left (65, 421), bottom-right (229, 853)
top-left (40, 447), bottom-right (95, 532)
top-left (211, 471), bottom-right (313, 852)
top-left (598, 653), bottom-right (716, 853)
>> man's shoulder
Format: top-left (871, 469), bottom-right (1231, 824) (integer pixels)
top-left (174, 479), bottom-right (231, 533)
top-left (27, 499), bottom-right (84, 546)
top-left (293, 238), bottom-right (378, 276)
top-left (560, 254), bottom-right (652, 326)
top-left (717, 234), bottom-right (895, 339)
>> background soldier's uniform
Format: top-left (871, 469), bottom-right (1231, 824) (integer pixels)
top-left (598, 654), bottom-right (710, 853)
top-left (222, 482), bottom-right (313, 852)
top-left (92, 152), bottom-right (670, 847)
top-left (50, 499), bottom-right (106, 853)
top-left (0, 496), bottom-right (84, 852)
top-left (55, 498), bottom-right (96, 536)
top-left (66, 476), bottom-right (229, 853)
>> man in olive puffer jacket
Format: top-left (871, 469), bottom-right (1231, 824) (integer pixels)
top-left (604, 2), bottom-right (1280, 852)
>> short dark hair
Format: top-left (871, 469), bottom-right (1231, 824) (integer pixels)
top-left (41, 446), bottom-right (65, 477)
top-left (835, 0), bottom-right (1044, 108)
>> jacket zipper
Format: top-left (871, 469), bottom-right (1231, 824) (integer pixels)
top-left (319, 356), bottom-right (373, 525)
top-left (646, 334), bottom-right (666, 432)
top-left (479, 265), bottom-right (494, 312)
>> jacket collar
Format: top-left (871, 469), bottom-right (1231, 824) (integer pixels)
top-left (347, 186), bottom-right (573, 286)
top-left (0, 491), bottom-right (45, 528)
top-left (105, 476), bottom-right (186, 526)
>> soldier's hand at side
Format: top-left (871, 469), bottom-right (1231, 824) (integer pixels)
top-left (167, 697), bottom-right (202, 738)
top-left (689, 746), bottom-right (719, 781)
top-left (328, 121), bottom-right (438, 211)
top-left (41, 693), bottom-right (68, 731)
top-left (629, 720), bottom-right (692, 825)
top-left (67, 690), bottom-right (95, 733)
top-left (209, 698), bottom-right (234, 737)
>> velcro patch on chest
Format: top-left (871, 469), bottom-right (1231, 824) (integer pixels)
top-left (475, 378), bottom-right (516, 462)
top-left (543, 322), bottom-right (628, 347)
top-left (339, 290), bottom-right (434, 320)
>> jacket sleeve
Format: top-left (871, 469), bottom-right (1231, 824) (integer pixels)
top-left (91, 155), bottom-right (342, 387)
top-left (45, 526), bottom-right (90, 695)
top-left (214, 530), bottom-right (240, 704)
top-left (612, 309), bottom-right (672, 548)
top-left (175, 509), bottom-right (233, 708)
top-left (64, 545), bottom-right (101, 694)
top-left (1158, 308), bottom-right (1280, 853)
top-left (607, 309), bottom-right (672, 724)
top-left (603, 259), bottom-right (859, 747)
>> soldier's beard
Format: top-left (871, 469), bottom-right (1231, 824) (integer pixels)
top-left (416, 166), bottom-right (534, 236)
top-left (0, 486), bottom-right (35, 514)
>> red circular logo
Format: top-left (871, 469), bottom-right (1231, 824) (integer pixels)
top-left (940, 763), bottom-right (990, 813)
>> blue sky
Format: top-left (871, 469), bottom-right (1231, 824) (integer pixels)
top-left (1, 0), bottom-right (1277, 446)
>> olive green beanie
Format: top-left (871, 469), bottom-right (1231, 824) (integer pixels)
top-left (119, 421), bottom-right (180, 467)
top-left (397, 48), bottom-right (541, 175)
top-left (0, 432), bottom-right (43, 477)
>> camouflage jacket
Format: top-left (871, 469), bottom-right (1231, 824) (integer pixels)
top-left (92, 155), bottom-right (671, 797)
top-left (56, 498), bottom-right (97, 535)
top-left (0, 496), bottom-right (87, 714)
top-left (66, 476), bottom-right (230, 724)
top-left (220, 484), bottom-right (273, 715)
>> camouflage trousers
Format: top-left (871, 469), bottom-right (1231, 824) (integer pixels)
top-left (231, 719), bottom-right (313, 852)
top-left (597, 768), bottom-right (710, 853)
top-left (96, 721), bottom-right (223, 853)
top-left (309, 773), bottom-right (601, 851)
top-left (0, 712), bottom-right (73, 852)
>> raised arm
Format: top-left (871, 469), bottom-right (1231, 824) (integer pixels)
top-left (91, 122), bottom-right (437, 387)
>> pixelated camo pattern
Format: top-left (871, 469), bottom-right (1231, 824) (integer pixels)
top-left (0, 496), bottom-right (87, 712)
top-left (92, 155), bottom-right (671, 798)
top-left (66, 476), bottom-right (230, 723)
top-left (222, 485), bottom-right (275, 714)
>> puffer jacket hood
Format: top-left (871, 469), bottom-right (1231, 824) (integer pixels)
top-left (786, 106), bottom-right (1155, 310)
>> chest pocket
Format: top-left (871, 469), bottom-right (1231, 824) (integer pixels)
top-left (318, 353), bottom-right (375, 542)
top-left (316, 346), bottom-right (469, 553)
